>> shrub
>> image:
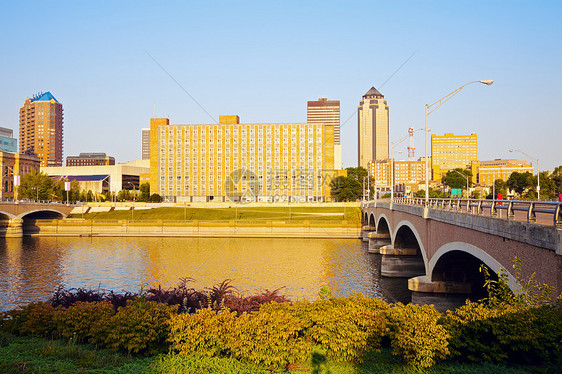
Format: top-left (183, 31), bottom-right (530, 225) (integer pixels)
top-left (386, 303), bottom-right (450, 368)
top-left (104, 300), bottom-right (178, 355)
top-left (263, 293), bottom-right (389, 363)
top-left (168, 308), bottom-right (238, 357)
top-left (444, 301), bottom-right (562, 365)
top-left (230, 307), bottom-right (312, 367)
top-left (54, 301), bottom-right (115, 343)
top-left (11, 302), bottom-right (59, 337)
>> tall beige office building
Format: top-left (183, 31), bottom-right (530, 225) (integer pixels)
top-left (19, 92), bottom-right (64, 167)
top-left (431, 132), bottom-right (478, 182)
top-left (307, 98), bottom-right (341, 169)
top-left (150, 116), bottom-right (336, 202)
top-left (358, 87), bottom-right (389, 168)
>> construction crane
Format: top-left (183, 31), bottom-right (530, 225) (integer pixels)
top-left (407, 127), bottom-right (416, 161)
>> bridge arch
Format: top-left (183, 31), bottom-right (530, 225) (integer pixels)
top-left (368, 213), bottom-right (376, 227)
top-left (376, 214), bottom-right (391, 236)
top-left (393, 220), bottom-right (428, 273)
top-left (0, 211), bottom-right (14, 220)
top-left (18, 209), bottom-right (67, 220)
top-left (430, 242), bottom-right (518, 293)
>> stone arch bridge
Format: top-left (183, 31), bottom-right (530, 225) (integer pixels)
top-left (0, 202), bottom-right (75, 238)
top-left (362, 198), bottom-right (562, 310)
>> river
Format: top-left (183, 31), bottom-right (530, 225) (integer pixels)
top-left (0, 236), bottom-right (410, 311)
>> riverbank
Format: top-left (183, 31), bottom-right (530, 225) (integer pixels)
top-left (27, 219), bottom-right (361, 238)
top-left (70, 204), bottom-right (361, 223)
top-left (0, 334), bottom-right (534, 374)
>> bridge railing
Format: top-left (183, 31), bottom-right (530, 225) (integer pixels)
top-left (368, 197), bottom-right (562, 227)
top-left (0, 199), bottom-right (79, 205)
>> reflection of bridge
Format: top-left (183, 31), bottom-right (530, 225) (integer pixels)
top-left (0, 202), bottom-right (75, 238)
top-left (362, 198), bottom-right (562, 311)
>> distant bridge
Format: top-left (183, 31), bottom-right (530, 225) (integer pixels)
top-left (0, 202), bottom-right (76, 238)
top-left (362, 198), bottom-right (562, 310)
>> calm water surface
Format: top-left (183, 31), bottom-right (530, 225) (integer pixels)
top-left (0, 237), bottom-right (409, 311)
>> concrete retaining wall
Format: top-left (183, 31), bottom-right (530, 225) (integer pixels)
top-left (26, 220), bottom-right (361, 239)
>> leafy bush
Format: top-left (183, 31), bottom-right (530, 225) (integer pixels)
top-left (104, 300), bottom-right (178, 355)
top-left (272, 294), bottom-right (388, 362)
top-left (9, 302), bottom-right (59, 338)
top-left (386, 303), bottom-right (450, 368)
top-left (444, 301), bottom-right (562, 365)
top-left (168, 308), bottom-right (238, 357)
top-left (230, 307), bottom-right (312, 367)
top-left (54, 301), bottom-right (115, 343)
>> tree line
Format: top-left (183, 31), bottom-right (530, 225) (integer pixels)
top-left (330, 166), bottom-right (562, 202)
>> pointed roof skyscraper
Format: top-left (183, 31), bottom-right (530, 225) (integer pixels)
top-left (363, 86), bottom-right (384, 99)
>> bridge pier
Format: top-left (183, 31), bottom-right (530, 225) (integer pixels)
top-left (361, 226), bottom-right (375, 242)
top-left (368, 232), bottom-right (391, 253)
top-left (5, 219), bottom-right (23, 238)
top-left (380, 246), bottom-right (425, 278)
top-left (408, 275), bottom-right (472, 312)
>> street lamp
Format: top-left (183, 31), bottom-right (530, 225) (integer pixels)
top-left (424, 80), bottom-right (494, 205)
top-left (509, 149), bottom-right (540, 200)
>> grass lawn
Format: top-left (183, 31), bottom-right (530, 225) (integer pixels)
top-left (69, 206), bottom-right (362, 224)
top-left (0, 333), bottom-right (534, 374)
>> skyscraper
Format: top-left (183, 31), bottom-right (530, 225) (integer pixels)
top-left (307, 98), bottom-right (341, 169)
top-left (357, 87), bottom-right (389, 168)
top-left (141, 128), bottom-right (150, 160)
top-left (19, 92), bottom-right (63, 167)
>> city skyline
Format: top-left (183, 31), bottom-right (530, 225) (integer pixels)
top-left (0, 1), bottom-right (561, 171)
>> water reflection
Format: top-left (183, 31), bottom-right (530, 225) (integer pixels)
top-left (0, 237), bottom-right (410, 311)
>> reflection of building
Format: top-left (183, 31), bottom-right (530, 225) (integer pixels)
top-left (431, 133), bottom-right (477, 182)
top-left (66, 153), bottom-right (115, 166)
top-left (42, 160), bottom-right (149, 194)
top-left (0, 127), bottom-right (17, 153)
top-left (150, 116), bottom-right (336, 202)
top-left (358, 87), bottom-right (389, 168)
top-left (19, 92), bottom-right (64, 167)
top-left (142, 128), bottom-right (150, 160)
top-left (472, 159), bottom-right (533, 186)
top-left (0, 151), bottom-right (41, 199)
top-left (308, 98), bottom-right (341, 169)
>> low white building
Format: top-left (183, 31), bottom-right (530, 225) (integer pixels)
top-left (42, 160), bottom-right (150, 194)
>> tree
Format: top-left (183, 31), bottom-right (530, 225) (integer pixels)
top-left (415, 188), bottom-right (444, 198)
top-left (487, 179), bottom-right (508, 199)
top-left (345, 167), bottom-right (369, 183)
top-left (330, 176), bottom-right (362, 202)
top-left (137, 183), bottom-right (150, 202)
top-left (18, 170), bottom-right (54, 200)
top-left (551, 166), bottom-right (562, 196)
top-left (442, 168), bottom-right (472, 190)
top-left (537, 171), bottom-right (556, 199)
top-left (506, 172), bottom-right (534, 197)
top-left (149, 193), bottom-right (162, 203)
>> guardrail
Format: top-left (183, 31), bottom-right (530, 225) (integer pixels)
top-left (0, 199), bottom-right (80, 205)
top-left (364, 198), bottom-right (562, 227)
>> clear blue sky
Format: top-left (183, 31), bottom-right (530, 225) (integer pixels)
top-left (1, 1), bottom-right (560, 171)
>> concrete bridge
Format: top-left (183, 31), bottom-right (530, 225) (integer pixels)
top-left (0, 202), bottom-right (75, 238)
top-left (362, 198), bottom-right (562, 310)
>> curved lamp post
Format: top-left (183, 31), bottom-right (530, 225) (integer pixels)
top-left (509, 149), bottom-right (540, 200)
top-left (424, 80), bottom-right (494, 205)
